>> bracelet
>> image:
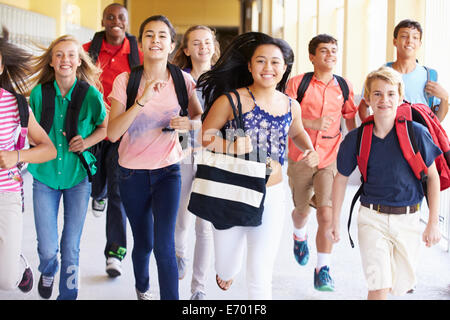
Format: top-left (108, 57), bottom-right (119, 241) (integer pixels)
top-left (16, 150), bottom-right (20, 165)
top-left (135, 99), bottom-right (145, 107)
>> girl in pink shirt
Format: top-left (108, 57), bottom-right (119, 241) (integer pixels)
top-left (0, 27), bottom-right (56, 293)
top-left (107, 15), bottom-right (202, 300)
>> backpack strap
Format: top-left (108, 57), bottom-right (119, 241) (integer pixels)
top-left (40, 82), bottom-right (57, 134)
top-left (126, 33), bottom-right (140, 68)
top-left (334, 74), bottom-right (349, 104)
top-left (126, 65), bottom-right (144, 109)
top-left (295, 72), bottom-right (313, 105)
top-left (167, 63), bottom-right (189, 116)
top-left (12, 92), bottom-right (29, 150)
top-left (347, 118), bottom-right (374, 248)
top-left (40, 80), bottom-right (93, 182)
top-left (65, 80), bottom-right (93, 182)
top-left (88, 31), bottom-right (140, 68)
top-left (424, 66), bottom-right (438, 113)
top-left (87, 31), bottom-right (105, 64)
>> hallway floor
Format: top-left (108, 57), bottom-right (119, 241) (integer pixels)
top-left (1, 168), bottom-right (450, 301)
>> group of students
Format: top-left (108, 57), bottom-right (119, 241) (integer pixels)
top-left (0, 2), bottom-right (447, 301)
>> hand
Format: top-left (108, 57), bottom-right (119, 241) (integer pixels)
top-left (302, 149), bottom-right (319, 168)
top-left (326, 223), bottom-right (340, 243)
top-left (312, 115), bottom-right (334, 131)
top-left (68, 135), bottom-right (86, 153)
top-left (0, 150), bottom-right (19, 169)
top-left (138, 79), bottom-right (167, 105)
top-left (425, 81), bottom-right (449, 101)
top-left (229, 136), bottom-right (253, 155)
top-left (169, 116), bottom-right (191, 131)
top-left (422, 222), bottom-right (441, 247)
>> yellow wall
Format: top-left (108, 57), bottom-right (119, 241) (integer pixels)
top-left (127, 0), bottom-right (240, 36)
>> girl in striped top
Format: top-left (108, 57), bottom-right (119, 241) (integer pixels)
top-left (0, 26), bottom-right (56, 293)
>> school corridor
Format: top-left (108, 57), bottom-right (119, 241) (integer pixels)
top-left (0, 167), bottom-right (449, 301)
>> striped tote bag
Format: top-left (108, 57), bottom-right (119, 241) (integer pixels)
top-left (188, 90), bottom-right (268, 230)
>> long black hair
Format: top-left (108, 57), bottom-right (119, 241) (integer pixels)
top-left (0, 26), bottom-right (33, 95)
top-left (197, 32), bottom-right (294, 120)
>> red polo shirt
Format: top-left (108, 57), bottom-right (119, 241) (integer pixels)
top-left (286, 73), bottom-right (358, 169)
top-left (83, 36), bottom-right (143, 111)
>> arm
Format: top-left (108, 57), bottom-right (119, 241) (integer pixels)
top-left (288, 99), bottom-right (319, 167)
top-left (107, 79), bottom-right (166, 142)
top-left (201, 94), bottom-right (252, 155)
top-left (425, 81), bottom-right (448, 121)
top-left (169, 89), bottom-right (203, 131)
top-left (327, 172), bottom-right (349, 243)
top-left (422, 161), bottom-right (441, 247)
top-left (358, 99), bottom-right (370, 122)
top-left (0, 112), bottom-right (57, 169)
top-left (68, 116), bottom-right (108, 153)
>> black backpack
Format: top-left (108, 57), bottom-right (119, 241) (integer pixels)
top-left (296, 72), bottom-right (349, 106)
top-left (88, 31), bottom-right (140, 68)
top-left (126, 63), bottom-right (189, 148)
top-left (40, 81), bottom-right (93, 182)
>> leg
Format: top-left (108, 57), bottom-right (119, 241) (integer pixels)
top-left (90, 140), bottom-right (107, 202)
top-left (32, 178), bottom-right (61, 278)
top-left (191, 217), bottom-right (213, 295)
top-left (368, 288), bottom-right (390, 300)
top-left (0, 192), bottom-right (24, 290)
top-left (152, 164), bottom-right (181, 300)
top-left (58, 177), bottom-right (91, 300)
top-left (104, 141), bottom-right (127, 261)
top-left (246, 183), bottom-right (286, 300)
top-left (174, 163), bottom-right (195, 260)
top-left (118, 167), bottom-right (154, 294)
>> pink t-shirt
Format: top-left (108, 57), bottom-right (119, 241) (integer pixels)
top-left (108, 70), bottom-right (196, 169)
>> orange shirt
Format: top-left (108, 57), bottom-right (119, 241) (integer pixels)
top-left (286, 73), bottom-right (357, 169)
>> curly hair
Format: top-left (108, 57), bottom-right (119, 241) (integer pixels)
top-left (0, 26), bottom-right (33, 96)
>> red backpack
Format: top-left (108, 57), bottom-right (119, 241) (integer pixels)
top-left (347, 102), bottom-right (450, 247)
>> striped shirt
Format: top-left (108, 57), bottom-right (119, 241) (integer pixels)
top-left (0, 88), bottom-right (21, 192)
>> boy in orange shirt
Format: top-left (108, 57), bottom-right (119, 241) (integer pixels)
top-left (285, 34), bottom-right (357, 291)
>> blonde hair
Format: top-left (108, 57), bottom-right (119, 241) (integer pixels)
top-left (172, 25), bottom-right (220, 69)
top-left (31, 34), bottom-right (102, 92)
top-left (364, 66), bottom-right (404, 101)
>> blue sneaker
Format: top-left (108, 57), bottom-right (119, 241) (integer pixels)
top-left (293, 234), bottom-right (309, 266)
top-left (314, 266), bottom-right (335, 292)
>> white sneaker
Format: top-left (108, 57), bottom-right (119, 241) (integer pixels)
top-left (105, 257), bottom-right (122, 278)
top-left (136, 288), bottom-right (152, 300)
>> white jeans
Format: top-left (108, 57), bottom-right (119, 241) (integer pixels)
top-left (213, 182), bottom-right (286, 300)
top-left (0, 192), bottom-right (24, 290)
top-left (175, 161), bottom-right (213, 294)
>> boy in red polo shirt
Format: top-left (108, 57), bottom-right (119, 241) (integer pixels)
top-left (83, 3), bottom-right (143, 278)
top-left (285, 34), bottom-right (357, 291)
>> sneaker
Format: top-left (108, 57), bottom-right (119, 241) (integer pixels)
top-left (92, 199), bottom-right (106, 216)
top-left (176, 255), bottom-right (187, 280)
top-left (314, 266), bottom-right (335, 292)
top-left (190, 291), bottom-right (206, 300)
top-left (136, 288), bottom-right (152, 300)
top-left (38, 274), bottom-right (54, 299)
top-left (106, 257), bottom-right (122, 278)
top-left (293, 234), bottom-right (309, 266)
top-left (18, 255), bottom-right (33, 293)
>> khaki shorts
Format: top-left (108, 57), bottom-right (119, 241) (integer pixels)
top-left (287, 158), bottom-right (337, 213)
top-left (357, 205), bottom-right (422, 295)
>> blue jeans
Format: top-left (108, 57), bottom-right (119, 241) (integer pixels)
top-left (91, 140), bottom-right (127, 259)
top-left (33, 177), bottom-right (91, 300)
top-left (118, 163), bottom-right (181, 300)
